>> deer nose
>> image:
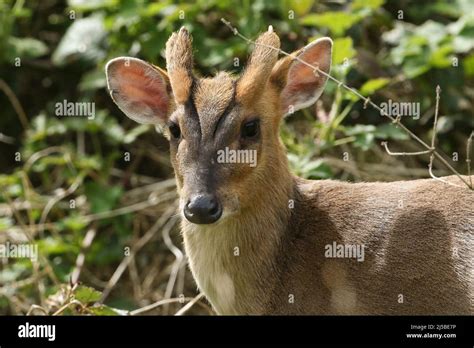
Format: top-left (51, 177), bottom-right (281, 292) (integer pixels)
top-left (184, 194), bottom-right (222, 224)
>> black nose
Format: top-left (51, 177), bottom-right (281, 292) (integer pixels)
top-left (184, 194), bottom-right (222, 224)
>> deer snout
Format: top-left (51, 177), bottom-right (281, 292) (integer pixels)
top-left (184, 193), bottom-right (222, 224)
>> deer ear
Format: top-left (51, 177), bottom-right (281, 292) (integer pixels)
top-left (105, 57), bottom-right (174, 125)
top-left (270, 37), bottom-right (332, 116)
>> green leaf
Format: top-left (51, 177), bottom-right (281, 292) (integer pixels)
top-left (382, 21), bottom-right (409, 45)
top-left (2, 183), bottom-right (23, 198)
top-left (352, 0), bottom-right (385, 10)
top-left (37, 236), bottom-right (79, 255)
top-left (52, 15), bottom-right (106, 66)
top-left (287, 154), bottom-right (333, 179)
top-left (414, 20), bottom-right (446, 48)
top-left (79, 69), bottom-right (107, 91)
top-left (360, 78), bottom-right (390, 96)
top-left (332, 37), bottom-right (356, 65)
top-left (31, 155), bottom-right (68, 172)
top-left (402, 55), bottom-right (431, 78)
top-left (89, 305), bottom-right (123, 316)
top-left (429, 44), bottom-right (453, 68)
top-left (87, 241), bottom-right (125, 265)
top-left (300, 12), bottom-right (362, 36)
top-left (344, 125), bottom-right (378, 151)
top-left (8, 37), bottom-right (48, 58)
top-left (447, 12), bottom-right (474, 35)
top-left (74, 285), bottom-right (102, 303)
top-left (123, 124), bottom-right (151, 144)
top-left (374, 124), bottom-right (409, 140)
top-left (344, 124), bottom-right (377, 135)
top-left (60, 215), bottom-right (88, 232)
top-left (84, 182), bottom-right (122, 214)
top-left (0, 174), bottom-right (20, 187)
top-left (68, 0), bottom-right (117, 11)
top-left (435, 116), bottom-right (455, 134)
top-left (463, 53), bottom-right (474, 76)
top-left (141, 2), bottom-right (170, 17)
top-left (353, 133), bottom-right (375, 151)
top-left (75, 156), bottom-right (101, 171)
top-left (452, 36), bottom-right (474, 53)
top-left (283, 0), bottom-right (314, 16)
top-left (302, 159), bottom-right (333, 179)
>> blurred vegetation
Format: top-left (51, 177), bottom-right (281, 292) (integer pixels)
top-left (0, 0), bottom-right (473, 315)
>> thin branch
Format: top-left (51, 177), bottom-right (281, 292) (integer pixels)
top-left (467, 131), bottom-right (473, 188)
top-left (428, 154), bottom-right (462, 188)
top-left (175, 293), bottom-right (205, 316)
top-left (26, 304), bottom-right (48, 316)
top-left (381, 142), bottom-right (431, 156)
top-left (162, 216), bottom-right (184, 314)
top-left (52, 299), bottom-right (84, 316)
top-left (1, 191), bottom-right (177, 234)
top-left (431, 85), bottom-right (441, 149)
top-left (81, 190), bottom-right (177, 223)
top-left (0, 78), bottom-right (29, 128)
top-left (425, 86), bottom-right (462, 188)
top-left (71, 227), bottom-right (97, 285)
top-left (130, 297), bottom-right (198, 316)
top-left (23, 146), bottom-right (77, 175)
top-left (37, 172), bottom-right (85, 237)
top-left (0, 132), bottom-right (16, 144)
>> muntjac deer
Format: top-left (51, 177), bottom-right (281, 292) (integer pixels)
top-left (105, 27), bottom-right (473, 315)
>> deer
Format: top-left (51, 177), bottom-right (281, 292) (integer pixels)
top-left (105, 27), bottom-right (473, 315)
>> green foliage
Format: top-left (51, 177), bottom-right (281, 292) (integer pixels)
top-left (74, 285), bottom-right (102, 303)
top-left (300, 0), bottom-right (385, 36)
top-left (383, 12), bottom-right (474, 78)
top-left (360, 78), bottom-right (390, 96)
top-left (84, 182), bottom-right (122, 214)
top-left (332, 37), bottom-right (356, 65)
top-left (52, 15), bottom-right (107, 66)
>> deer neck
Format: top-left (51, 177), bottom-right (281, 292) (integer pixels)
top-left (182, 144), bottom-right (294, 314)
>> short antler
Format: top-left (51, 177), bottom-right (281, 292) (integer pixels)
top-left (166, 27), bottom-right (195, 104)
top-left (237, 27), bottom-right (280, 104)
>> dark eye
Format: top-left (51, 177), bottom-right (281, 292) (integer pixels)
top-left (241, 119), bottom-right (259, 139)
top-left (169, 122), bottom-right (181, 139)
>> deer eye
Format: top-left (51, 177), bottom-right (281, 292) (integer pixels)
top-left (241, 119), bottom-right (259, 139)
top-left (169, 122), bottom-right (181, 139)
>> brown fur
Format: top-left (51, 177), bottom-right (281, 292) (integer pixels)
top-left (105, 27), bottom-right (474, 315)
top-left (165, 27), bottom-right (194, 104)
top-left (237, 30), bottom-right (280, 105)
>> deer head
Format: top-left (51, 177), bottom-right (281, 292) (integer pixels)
top-left (105, 27), bottom-right (332, 225)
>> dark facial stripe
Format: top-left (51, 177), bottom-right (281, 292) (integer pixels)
top-left (213, 80), bottom-right (237, 138)
top-left (184, 78), bottom-right (202, 140)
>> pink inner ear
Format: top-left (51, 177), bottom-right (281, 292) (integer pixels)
top-left (110, 60), bottom-right (170, 123)
top-left (288, 44), bottom-right (330, 90)
top-left (281, 39), bottom-right (332, 112)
